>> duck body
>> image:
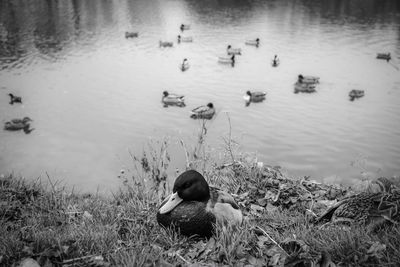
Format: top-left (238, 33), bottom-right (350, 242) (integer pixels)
top-left (125, 32), bottom-right (138, 38)
top-left (218, 55), bottom-right (235, 64)
top-left (227, 45), bottom-right (241, 55)
top-left (294, 82), bottom-right (316, 93)
top-left (180, 24), bottom-right (191, 31)
top-left (316, 190), bottom-right (400, 230)
top-left (181, 58), bottom-right (190, 71)
top-left (376, 53), bottom-right (391, 61)
top-left (245, 38), bottom-right (260, 47)
top-left (349, 89), bottom-right (364, 101)
top-left (177, 35), bottom-right (193, 43)
top-left (4, 117), bottom-right (33, 133)
top-left (244, 91), bottom-right (266, 103)
top-left (8, 93), bottom-right (22, 104)
top-left (272, 55), bottom-right (280, 67)
top-left (157, 170), bottom-right (242, 238)
top-left (162, 91), bottom-right (185, 107)
top-left (190, 103), bottom-right (215, 119)
top-left (159, 41), bottom-right (173, 48)
top-left (298, 74), bottom-right (320, 84)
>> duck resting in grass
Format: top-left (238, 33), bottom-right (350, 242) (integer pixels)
top-left (243, 91), bottom-right (266, 104)
top-left (157, 170), bottom-right (243, 237)
top-left (190, 103), bottom-right (215, 119)
top-left (4, 117), bottom-right (34, 133)
top-left (162, 91), bottom-right (185, 107)
top-left (8, 93), bottom-right (22, 104)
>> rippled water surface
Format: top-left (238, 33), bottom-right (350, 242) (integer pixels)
top-left (1, 0), bottom-right (400, 192)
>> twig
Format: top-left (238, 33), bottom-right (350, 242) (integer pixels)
top-left (179, 139), bottom-right (191, 170)
top-left (256, 226), bottom-right (289, 256)
top-left (225, 112), bottom-right (235, 164)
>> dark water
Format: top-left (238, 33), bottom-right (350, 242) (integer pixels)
top-left (1, 0), bottom-right (400, 192)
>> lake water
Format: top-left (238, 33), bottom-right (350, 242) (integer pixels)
top-left (1, 0), bottom-right (400, 193)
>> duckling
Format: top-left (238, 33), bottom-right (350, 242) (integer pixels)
top-left (349, 89), bottom-right (364, 101)
top-left (8, 93), bottom-right (22, 104)
top-left (190, 103), bottom-right (215, 120)
top-left (125, 32), bottom-right (138, 38)
top-left (159, 41), bottom-right (173, 48)
top-left (272, 55), bottom-right (280, 67)
top-left (162, 91), bottom-right (185, 107)
top-left (177, 35), bottom-right (193, 43)
top-left (227, 45), bottom-right (241, 55)
top-left (157, 170), bottom-right (242, 237)
top-left (180, 58), bottom-right (190, 71)
top-left (245, 38), bottom-right (260, 47)
top-left (243, 91), bottom-right (266, 103)
top-left (316, 190), bottom-right (400, 232)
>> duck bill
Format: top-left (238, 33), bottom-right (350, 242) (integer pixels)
top-left (159, 192), bottom-right (183, 214)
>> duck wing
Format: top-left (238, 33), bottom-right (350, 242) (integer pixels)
top-left (157, 201), bottom-right (216, 237)
top-left (191, 105), bottom-right (208, 114)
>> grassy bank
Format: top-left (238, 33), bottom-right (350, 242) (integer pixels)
top-left (1, 133), bottom-right (400, 266)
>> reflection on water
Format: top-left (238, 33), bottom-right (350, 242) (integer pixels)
top-left (1, 0), bottom-right (400, 193)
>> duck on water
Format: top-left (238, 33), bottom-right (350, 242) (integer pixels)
top-left (157, 170), bottom-right (242, 237)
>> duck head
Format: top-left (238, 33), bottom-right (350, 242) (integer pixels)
top-left (227, 45), bottom-right (232, 49)
top-left (162, 91), bottom-right (169, 97)
top-left (159, 170), bottom-right (210, 214)
top-left (207, 103), bottom-right (214, 109)
top-left (246, 91), bottom-right (252, 97)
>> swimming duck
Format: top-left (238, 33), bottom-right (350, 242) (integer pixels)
top-left (159, 41), bottom-right (173, 48)
top-left (218, 55), bottom-right (235, 65)
top-left (162, 91), bottom-right (185, 107)
top-left (8, 93), bottom-right (22, 104)
top-left (349, 89), bottom-right (364, 101)
top-left (4, 117), bottom-right (34, 133)
top-left (294, 82), bottom-right (316, 93)
top-left (243, 91), bottom-right (266, 103)
top-left (316, 190), bottom-right (400, 232)
top-left (125, 32), bottom-right (138, 38)
top-left (190, 103), bottom-right (215, 119)
top-left (180, 24), bottom-right (191, 31)
top-left (177, 35), bottom-right (193, 43)
top-left (157, 170), bottom-right (242, 237)
top-left (376, 53), bottom-right (391, 61)
top-left (298, 74), bottom-right (320, 84)
top-left (227, 45), bottom-right (241, 55)
top-left (181, 58), bottom-right (190, 71)
top-left (272, 55), bottom-right (280, 67)
top-left (245, 38), bottom-right (260, 47)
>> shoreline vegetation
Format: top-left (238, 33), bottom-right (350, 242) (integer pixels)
top-left (1, 122), bottom-right (400, 266)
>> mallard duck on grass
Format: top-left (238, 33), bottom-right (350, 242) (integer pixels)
top-left (190, 103), bottom-right (215, 120)
top-left (316, 189), bottom-right (400, 232)
top-left (349, 89), bottom-right (364, 101)
top-left (157, 170), bottom-right (242, 238)
top-left (8, 93), bottom-right (22, 104)
top-left (162, 91), bottom-right (185, 107)
top-left (4, 117), bottom-right (34, 134)
top-left (243, 91), bottom-right (266, 104)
